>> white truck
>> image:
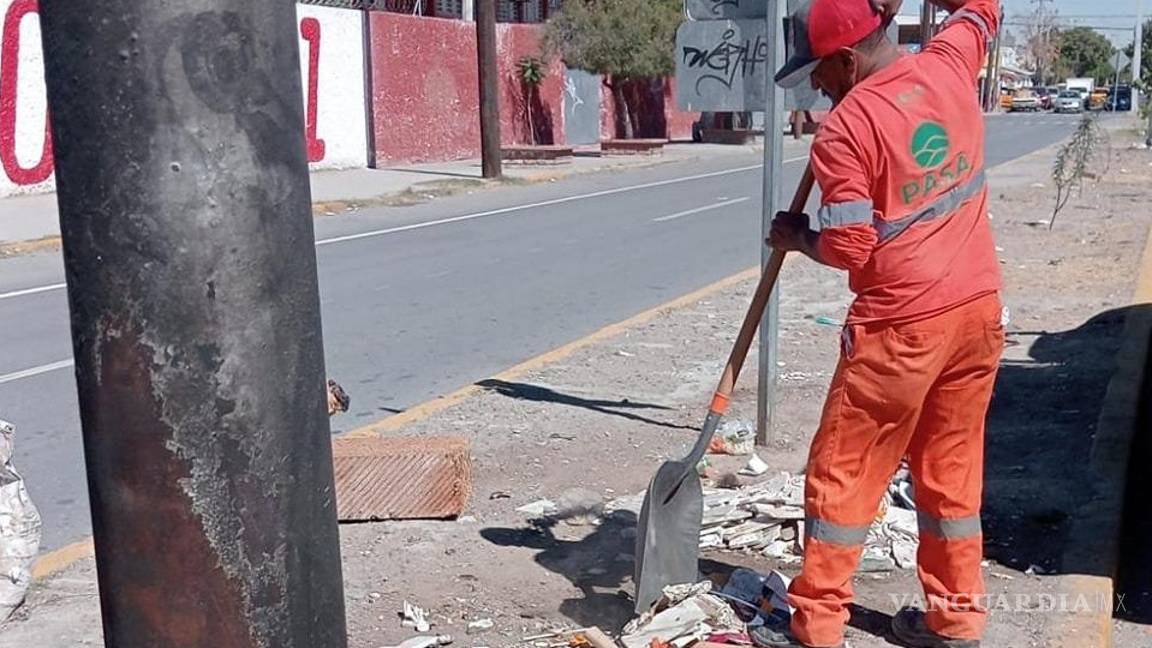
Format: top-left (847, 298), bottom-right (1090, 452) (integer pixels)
top-left (1065, 77), bottom-right (1095, 109)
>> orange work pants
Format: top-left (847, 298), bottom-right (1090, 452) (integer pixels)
top-left (788, 293), bottom-right (1004, 648)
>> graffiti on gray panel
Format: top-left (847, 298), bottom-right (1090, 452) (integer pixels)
top-left (684, 0), bottom-right (766, 20)
top-left (675, 20), bottom-right (768, 111)
top-left (676, 19), bottom-right (829, 112)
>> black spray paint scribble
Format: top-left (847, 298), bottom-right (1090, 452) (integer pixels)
top-left (707, 0), bottom-right (740, 14)
top-left (681, 29), bottom-right (769, 95)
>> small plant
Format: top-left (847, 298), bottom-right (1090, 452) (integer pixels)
top-left (1051, 115), bottom-right (1109, 229)
top-left (518, 56), bottom-right (547, 145)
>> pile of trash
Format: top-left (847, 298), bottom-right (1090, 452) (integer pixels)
top-left (607, 466), bottom-right (919, 573)
top-left (0, 418), bottom-right (41, 622)
top-left (520, 569), bottom-right (793, 648)
top-left (696, 468), bottom-right (919, 572)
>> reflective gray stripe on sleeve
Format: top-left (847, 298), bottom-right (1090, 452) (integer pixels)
top-left (874, 169), bottom-right (987, 244)
top-left (918, 512), bottom-right (982, 540)
top-left (805, 517), bottom-right (871, 546)
top-left (817, 200), bottom-right (874, 229)
top-left (945, 9), bottom-right (992, 41)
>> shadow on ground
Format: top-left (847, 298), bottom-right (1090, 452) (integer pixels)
top-left (982, 308), bottom-right (1131, 574)
top-left (476, 379), bottom-right (696, 430)
top-left (481, 511), bottom-right (639, 632)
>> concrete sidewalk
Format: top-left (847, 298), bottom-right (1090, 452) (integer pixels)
top-left (0, 141), bottom-right (800, 247)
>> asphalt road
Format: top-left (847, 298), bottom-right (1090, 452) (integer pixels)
top-left (0, 113), bottom-right (1090, 551)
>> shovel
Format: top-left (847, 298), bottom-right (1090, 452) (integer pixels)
top-left (633, 165), bottom-right (816, 613)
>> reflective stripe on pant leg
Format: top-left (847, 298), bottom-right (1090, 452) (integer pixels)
top-left (806, 517), bottom-right (872, 546)
top-left (917, 513), bottom-right (982, 540)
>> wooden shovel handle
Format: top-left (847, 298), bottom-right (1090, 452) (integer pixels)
top-left (708, 164), bottom-right (816, 416)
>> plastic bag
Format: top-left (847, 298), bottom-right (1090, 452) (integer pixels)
top-left (0, 418), bottom-right (41, 621)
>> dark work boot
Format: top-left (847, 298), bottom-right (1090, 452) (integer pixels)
top-left (891, 608), bottom-right (980, 648)
top-left (750, 620), bottom-right (847, 648)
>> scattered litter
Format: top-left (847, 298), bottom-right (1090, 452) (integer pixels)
top-left (402, 601), bottom-right (432, 632)
top-left (718, 567), bottom-right (793, 621)
top-left (392, 635), bottom-right (453, 648)
top-left (738, 455), bottom-right (770, 477)
top-left (467, 619), bottom-right (495, 634)
top-left (550, 433), bottom-right (577, 442)
top-left (0, 418), bottom-right (40, 623)
top-left (1025, 220), bottom-right (1051, 228)
top-left (489, 491), bottom-right (512, 500)
top-left (990, 572), bottom-right (1015, 581)
top-left (1030, 182), bottom-right (1046, 188)
top-left (621, 581), bottom-right (742, 648)
top-left (708, 420), bottom-right (755, 456)
top-left (995, 246), bottom-right (1005, 253)
top-left (516, 499), bottom-right (558, 517)
top-left (814, 316), bottom-right (843, 328)
top-left (1000, 306), bottom-right (1011, 328)
top-left (1025, 564), bottom-right (1051, 576)
top-left (617, 350), bottom-right (636, 357)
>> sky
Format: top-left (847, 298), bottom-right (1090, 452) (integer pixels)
top-left (906, 0), bottom-right (1145, 46)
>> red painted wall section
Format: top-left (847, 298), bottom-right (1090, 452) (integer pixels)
top-left (369, 13), bottom-right (565, 165)
top-left (663, 78), bottom-right (696, 141)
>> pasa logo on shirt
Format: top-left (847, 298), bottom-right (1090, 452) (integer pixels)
top-left (903, 121), bottom-right (971, 205)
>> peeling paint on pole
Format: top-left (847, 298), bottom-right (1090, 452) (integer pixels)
top-left (38, 1), bottom-right (348, 646)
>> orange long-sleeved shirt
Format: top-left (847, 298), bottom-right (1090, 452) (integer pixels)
top-left (812, 0), bottom-right (1002, 324)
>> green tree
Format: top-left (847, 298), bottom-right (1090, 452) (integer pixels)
top-left (1054, 27), bottom-right (1116, 84)
top-left (1122, 19), bottom-right (1152, 91)
top-left (544, 0), bottom-right (681, 139)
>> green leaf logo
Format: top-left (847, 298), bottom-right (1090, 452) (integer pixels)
top-left (911, 122), bottom-right (950, 169)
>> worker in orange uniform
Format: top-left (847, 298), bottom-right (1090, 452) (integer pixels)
top-left (759, 0), bottom-right (1003, 647)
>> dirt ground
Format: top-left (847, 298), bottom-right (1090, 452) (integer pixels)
top-left (5, 121), bottom-right (1152, 648)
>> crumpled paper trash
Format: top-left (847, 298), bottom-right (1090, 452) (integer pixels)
top-left (0, 419), bottom-right (41, 622)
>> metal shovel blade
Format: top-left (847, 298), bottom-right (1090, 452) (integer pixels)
top-left (633, 459), bottom-right (704, 614)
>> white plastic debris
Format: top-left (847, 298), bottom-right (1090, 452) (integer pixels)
top-left (467, 619), bottom-right (495, 634)
top-left (713, 420), bottom-right (756, 456)
top-left (402, 601), bottom-right (431, 632)
top-left (515, 499), bottom-right (558, 517)
top-left (739, 454), bottom-right (770, 477)
top-left (392, 636), bottom-right (453, 648)
top-left (0, 419), bottom-right (40, 623)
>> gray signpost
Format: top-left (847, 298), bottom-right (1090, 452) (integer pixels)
top-left (674, 0), bottom-right (790, 445)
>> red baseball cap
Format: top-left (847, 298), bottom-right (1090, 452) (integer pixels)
top-left (775, 0), bottom-right (884, 88)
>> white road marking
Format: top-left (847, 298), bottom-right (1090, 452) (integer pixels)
top-left (652, 197), bottom-right (752, 222)
top-left (0, 157), bottom-right (812, 302)
top-left (0, 359), bottom-right (74, 385)
top-left (314, 156), bottom-right (810, 247)
top-left (0, 282), bottom-right (68, 301)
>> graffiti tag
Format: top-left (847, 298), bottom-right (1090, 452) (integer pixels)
top-left (680, 28), bottom-right (769, 95)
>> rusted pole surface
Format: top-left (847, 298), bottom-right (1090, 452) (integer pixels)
top-left (38, 1), bottom-right (348, 645)
top-left (476, 0), bottom-right (503, 178)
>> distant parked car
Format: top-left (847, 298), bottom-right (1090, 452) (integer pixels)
top-left (1010, 89), bottom-right (1041, 112)
top-left (1106, 86), bottom-right (1132, 111)
top-left (1054, 90), bottom-right (1084, 114)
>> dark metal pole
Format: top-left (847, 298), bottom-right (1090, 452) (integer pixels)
top-left (37, 2), bottom-right (348, 646)
top-left (476, 0), bottom-right (503, 178)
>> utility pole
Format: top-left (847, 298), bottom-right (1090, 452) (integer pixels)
top-left (37, 1), bottom-right (348, 645)
top-left (1135, 0), bottom-right (1144, 112)
top-left (757, 0), bottom-right (786, 446)
top-left (476, 0), bottom-right (503, 178)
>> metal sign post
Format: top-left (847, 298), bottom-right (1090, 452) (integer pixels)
top-left (756, 0), bottom-right (786, 447)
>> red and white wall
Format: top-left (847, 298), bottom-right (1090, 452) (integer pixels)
top-left (0, 1), bottom-right (370, 199)
top-left (0, 2), bottom-right (697, 199)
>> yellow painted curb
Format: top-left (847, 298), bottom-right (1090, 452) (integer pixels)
top-left (343, 264), bottom-right (763, 438)
top-left (30, 538), bottom-right (94, 582)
